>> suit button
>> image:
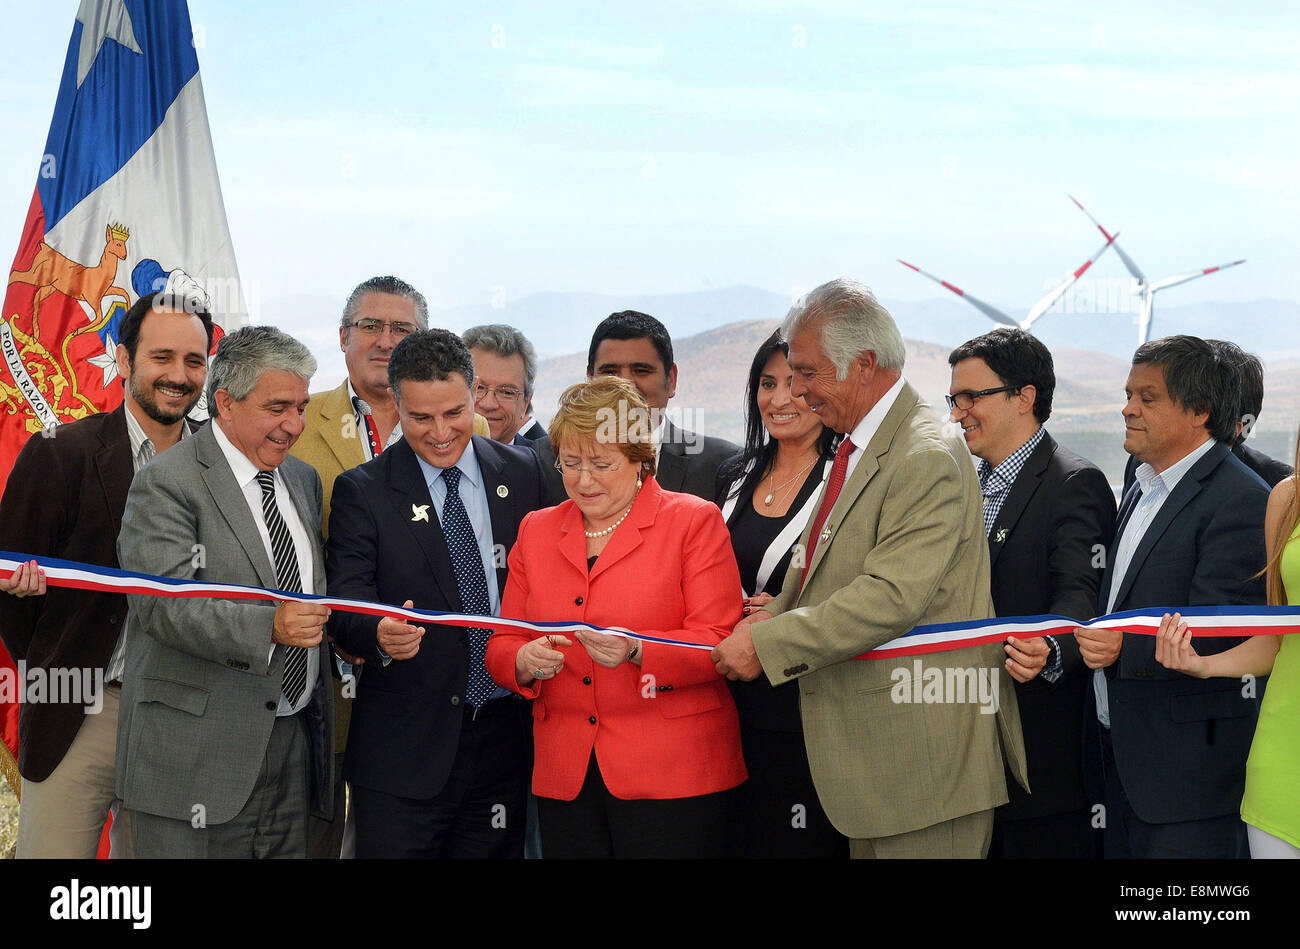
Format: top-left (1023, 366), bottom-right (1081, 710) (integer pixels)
top-left (582, 676), bottom-right (592, 685)
top-left (588, 716), bottom-right (597, 725)
top-left (265, 701), bottom-right (276, 711)
top-left (451, 696), bottom-right (461, 706)
top-left (575, 596), bottom-right (583, 605)
top-left (783, 667), bottom-right (795, 677)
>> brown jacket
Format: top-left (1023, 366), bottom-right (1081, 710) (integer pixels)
top-left (0, 405), bottom-right (134, 783)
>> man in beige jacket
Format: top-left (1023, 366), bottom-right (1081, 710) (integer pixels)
top-left (713, 277), bottom-right (1028, 858)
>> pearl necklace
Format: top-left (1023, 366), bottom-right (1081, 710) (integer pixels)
top-left (763, 456), bottom-right (819, 506)
top-left (584, 481), bottom-right (641, 538)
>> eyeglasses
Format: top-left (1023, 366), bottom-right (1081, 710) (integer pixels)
top-left (348, 318), bottom-right (418, 338)
top-left (475, 382), bottom-right (525, 405)
top-left (555, 459), bottom-right (624, 476)
top-left (945, 385), bottom-right (1021, 412)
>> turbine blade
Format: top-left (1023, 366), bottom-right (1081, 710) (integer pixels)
top-left (1069, 194), bottom-right (1146, 283)
top-left (897, 259), bottom-right (1019, 327)
top-left (1150, 259), bottom-right (1246, 293)
top-left (1024, 233), bottom-right (1118, 329)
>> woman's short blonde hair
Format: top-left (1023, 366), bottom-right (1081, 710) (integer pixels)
top-left (548, 376), bottom-right (657, 478)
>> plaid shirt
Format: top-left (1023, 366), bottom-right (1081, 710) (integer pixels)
top-left (977, 427), bottom-right (1045, 536)
top-left (977, 427), bottom-right (1062, 683)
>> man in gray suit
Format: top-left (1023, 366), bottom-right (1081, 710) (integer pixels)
top-left (115, 326), bottom-right (334, 858)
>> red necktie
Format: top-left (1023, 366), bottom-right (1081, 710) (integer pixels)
top-left (801, 438), bottom-right (857, 589)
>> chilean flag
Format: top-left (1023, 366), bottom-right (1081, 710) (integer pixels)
top-left (0, 0), bottom-right (244, 813)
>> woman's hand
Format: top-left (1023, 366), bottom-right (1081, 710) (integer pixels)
top-left (1154, 612), bottom-right (1208, 678)
top-left (742, 592), bottom-right (774, 616)
top-left (575, 628), bottom-right (639, 669)
top-left (515, 634), bottom-right (573, 686)
top-left (0, 560), bottom-right (46, 598)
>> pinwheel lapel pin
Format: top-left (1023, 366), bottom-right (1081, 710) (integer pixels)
top-left (995, 528), bottom-right (1008, 543)
top-left (411, 504), bottom-right (430, 523)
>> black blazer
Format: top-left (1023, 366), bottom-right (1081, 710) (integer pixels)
top-left (1098, 441), bottom-right (1268, 824)
top-left (516, 418), bottom-right (546, 443)
top-left (0, 406), bottom-right (133, 781)
top-left (1235, 442), bottom-right (1292, 488)
top-left (325, 435), bottom-right (550, 799)
top-left (985, 431), bottom-right (1116, 822)
top-left (536, 419), bottom-right (738, 503)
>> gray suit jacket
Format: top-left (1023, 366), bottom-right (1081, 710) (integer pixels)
top-left (115, 422), bottom-right (334, 826)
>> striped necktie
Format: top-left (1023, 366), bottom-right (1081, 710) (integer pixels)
top-left (256, 471), bottom-right (308, 705)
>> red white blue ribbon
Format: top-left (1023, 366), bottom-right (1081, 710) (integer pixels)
top-left (3, 551), bottom-right (1298, 660)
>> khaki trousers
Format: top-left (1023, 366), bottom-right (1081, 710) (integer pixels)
top-left (16, 684), bottom-right (126, 859)
top-left (850, 808), bottom-right (994, 859)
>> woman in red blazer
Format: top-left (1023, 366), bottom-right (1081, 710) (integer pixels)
top-left (485, 377), bottom-right (746, 858)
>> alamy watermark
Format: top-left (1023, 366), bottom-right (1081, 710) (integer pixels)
top-left (890, 660), bottom-right (1000, 715)
top-left (0, 662), bottom-right (104, 713)
top-left (593, 404), bottom-right (711, 455)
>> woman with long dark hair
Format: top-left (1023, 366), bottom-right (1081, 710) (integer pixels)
top-left (716, 329), bottom-right (845, 858)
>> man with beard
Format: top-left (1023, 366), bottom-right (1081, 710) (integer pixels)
top-left (0, 291), bottom-right (212, 857)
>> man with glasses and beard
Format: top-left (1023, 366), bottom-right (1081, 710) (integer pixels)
top-left (0, 291), bottom-right (212, 857)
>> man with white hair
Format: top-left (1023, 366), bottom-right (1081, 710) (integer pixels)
top-left (713, 277), bottom-right (1027, 858)
top-left (116, 325), bottom-right (334, 857)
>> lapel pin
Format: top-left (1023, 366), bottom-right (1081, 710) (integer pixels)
top-left (819, 525), bottom-right (832, 543)
top-left (995, 528), bottom-right (1008, 543)
top-left (411, 503), bottom-right (430, 523)
top-left (496, 484), bottom-right (509, 498)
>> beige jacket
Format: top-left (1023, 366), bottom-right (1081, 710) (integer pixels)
top-left (751, 381), bottom-right (1029, 842)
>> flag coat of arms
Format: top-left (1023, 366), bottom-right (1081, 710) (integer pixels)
top-left (0, 0), bottom-right (244, 798)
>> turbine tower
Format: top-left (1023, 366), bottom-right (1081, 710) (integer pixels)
top-left (1070, 196), bottom-right (1245, 345)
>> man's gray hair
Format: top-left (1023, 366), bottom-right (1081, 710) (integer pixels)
top-left (340, 275), bottom-right (429, 330)
top-left (207, 325), bottom-right (317, 408)
top-left (463, 323), bottom-right (538, 397)
top-left (782, 277), bottom-right (906, 379)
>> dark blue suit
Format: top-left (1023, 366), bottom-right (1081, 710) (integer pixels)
top-left (1093, 441), bottom-right (1268, 857)
top-left (325, 435), bottom-right (550, 857)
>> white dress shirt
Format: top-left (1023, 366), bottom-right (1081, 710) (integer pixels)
top-left (212, 419), bottom-right (319, 716)
top-left (106, 408), bottom-right (191, 683)
top-left (841, 375), bottom-right (907, 485)
top-left (1094, 436), bottom-right (1216, 728)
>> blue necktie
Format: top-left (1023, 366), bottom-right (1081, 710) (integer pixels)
top-left (439, 466), bottom-right (495, 708)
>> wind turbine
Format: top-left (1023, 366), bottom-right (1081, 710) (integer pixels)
top-left (898, 230), bottom-right (1115, 334)
top-left (1069, 195), bottom-right (1246, 345)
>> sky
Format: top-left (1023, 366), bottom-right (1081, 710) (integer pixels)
top-left (0, 0), bottom-right (1296, 320)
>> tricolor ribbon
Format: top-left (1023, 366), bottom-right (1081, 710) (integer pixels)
top-left (3, 551), bottom-right (1298, 660)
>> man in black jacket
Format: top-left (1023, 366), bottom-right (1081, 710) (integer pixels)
top-left (535, 311), bottom-right (736, 501)
top-left (948, 328), bottom-right (1116, 858)
top-left (1209, 339), bottom-right (1292, 487)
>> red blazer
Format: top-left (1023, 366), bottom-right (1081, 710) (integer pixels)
top-left (485, 477), bottom-right (747, 801)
